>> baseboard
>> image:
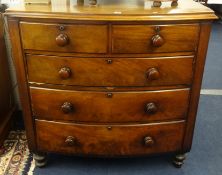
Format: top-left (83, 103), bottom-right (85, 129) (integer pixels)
top-left (0, 106), bottom-right (16, 146)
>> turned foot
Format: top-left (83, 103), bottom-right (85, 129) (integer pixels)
top-left (173, 153), bottom-right (186, 168)
top-left (33, 153), bottom-right (47, 168)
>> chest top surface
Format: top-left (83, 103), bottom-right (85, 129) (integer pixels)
top-left (5, 0), bottom-right (217, 21)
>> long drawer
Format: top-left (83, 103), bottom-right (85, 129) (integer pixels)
top-left (27, 55), bottom-right (194, 87)
top-left (36, 120), bottom-right (185, 156)
top-left (30, 87), bottom-right (190, 123)
top-left (112, 24), bottom-right (199, 53)
top-left (20, 22), bottom-right (108, 53)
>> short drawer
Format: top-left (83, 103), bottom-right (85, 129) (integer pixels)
top-left (30, 87), bottom-right (190, 123)
top-left (27, 55), bottom-right (194, 87)
top-left (112, 24), bottom-right (199, 53)
top-left (36, 120), bottom-right (185, 156)
top-left (20, 22), bottom-right (108, 53)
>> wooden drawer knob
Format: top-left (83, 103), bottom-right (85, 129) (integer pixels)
top-left (65, 136), bottom-right (77, 146)
top-left (77, 0), bottom-right (84, 6)
top-left (152, 34), bottom-right (164, 47)
top-left (56, 33), bottom-right (69, 47)
top-left (153, 0), bottom-right (178, 7)
top-left (61, 102), bottom-right (74, 114)
top-left (145, 102), bottom-right (158, 114)
top-left (153, 1), bottom-right (162, 7)
top-left (144, 136), bottom-right (155, 147)
top-left (89, 0), bottom-right (97, 5)
top-left (59, 67), bottom-right (72, 79)
top-left (147, 68), bottom-right (160, 81)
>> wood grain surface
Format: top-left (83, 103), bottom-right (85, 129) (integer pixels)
top-left (20, 22), bottom-right (108, 53)
top-left (36, 120), bottom-right (185, 156)
top-left (30, 87), bottom-right (190, 123)
top-left (112, 24), bottom-right (199, 53)
top-left (27, 55), bottom-right (194, 87)
top-left (5, 0), bottom-right (217, 21)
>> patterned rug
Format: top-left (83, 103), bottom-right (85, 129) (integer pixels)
top-left (0, 131), bottom-right (35, 175)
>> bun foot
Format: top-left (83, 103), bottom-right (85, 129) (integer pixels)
top-left (33, 153), bottom-right (47, 168)
top-left (173, 153), bottom-right (186, 168)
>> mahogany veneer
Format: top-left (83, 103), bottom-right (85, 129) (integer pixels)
top-left (112, 24), bottom-right (199, 53)
top-left (20, 22), bottom-right (108, 53)
top-left (5, 0), bottom-right (217, 168)
top-left (36, 120), bottom-right (185, 156)
top-left (30, 87), bottom-right (190, 123)
top-left (27, 55), bottom-right (194, 87)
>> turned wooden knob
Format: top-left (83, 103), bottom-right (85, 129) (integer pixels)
top-left (171, 0), bottom-right (178, 7)
top-left (152, 34), bottom-right (164, 47)
top-left (77, 0), bottom-right (84, 6)
top-left (152, 0), bottom-right (178, 8)
top-left (153, 1), bottom-right (162, 7)
top-left (89, 0), bottom-right (97, 5)
top-left (147, 68), bottom-right (160, 81)
top-left (144, 136), bottom-right (155, 147)
top-left (56, 33), bottom-right (69, 47)
top-left (59, 67), bottom-right (72, 79)
top-left (145, 102), bottom-right (158, 114)
top-left (65, 136), bottom-right (77, 146)
top-left (61, 102), bottom-right (74, 114)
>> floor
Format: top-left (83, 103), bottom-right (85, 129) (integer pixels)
top-left (32, 22), bottom-right (222, 175)
top-left (202, 22), bottom-right (222, 90)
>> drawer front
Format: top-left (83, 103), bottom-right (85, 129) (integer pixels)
top-left (112, 24), bottom-right (199, 53)
top-left (27, 55), bottom-right (193, 87)
top-left (30, 87), bottom-right (190, 123)
top-left (20, 22), bottom-right (108, 53)
top-left (36, 120), bottom-right (185, 156)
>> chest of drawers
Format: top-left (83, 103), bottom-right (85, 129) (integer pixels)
top-left (6, 0), bottom-right (217, 168)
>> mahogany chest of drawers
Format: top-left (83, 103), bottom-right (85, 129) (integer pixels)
top-left (6, 0), bottom-right (217, 168)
